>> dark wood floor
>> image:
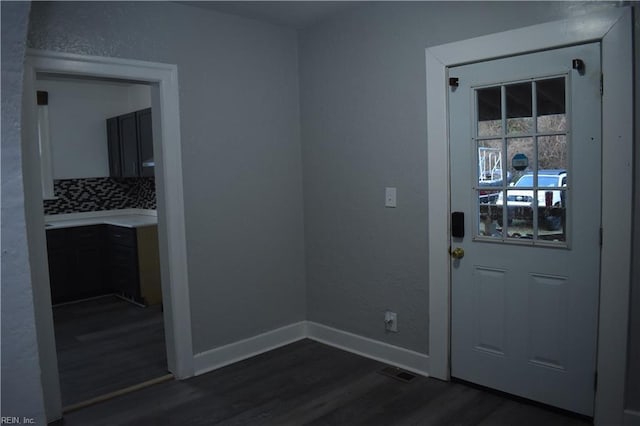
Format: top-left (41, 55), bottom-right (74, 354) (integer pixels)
top-left (53, 295), bottom-right (168, 407)
top-left (56, 339), bottom-right (590, 426)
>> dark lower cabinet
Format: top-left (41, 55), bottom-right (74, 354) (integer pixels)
top-left (46, 228), bottom-right (73, 304)
top-left (107, 225), bottom-right (142, 303)
top-left (71, 225), bottom-right (107, 300)
top-left (46, 224), bottom-right (158, 305)
top-left (46, 225), bottom-right (107, 304)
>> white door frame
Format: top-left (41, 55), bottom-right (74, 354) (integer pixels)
top-left (425, 7), bottom-right (632, 425)
top-left (22, 50), bottom-right (194, 421)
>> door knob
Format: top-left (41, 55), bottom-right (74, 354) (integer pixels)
top-left (450, 247), bottom-right (465, 259)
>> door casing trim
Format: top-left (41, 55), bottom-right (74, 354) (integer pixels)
top-left (22, 50), bottom-right (195, 421)
top-left (425, 7), bottom-right (633, 425)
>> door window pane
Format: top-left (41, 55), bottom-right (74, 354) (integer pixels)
top-left (478, 191), bottom-right (501, 239)
top-left (506, 82), bottom-right (533, 134)
top-left (537, 114), bottom-right (567, 133)
top-left (506, 137), bottom-right (534, 184)
top-left (538, 135), bottom-right (567, 171)
top-left (478, 139), bottom-right (503, 188)
top-left (538, 189), bottom-right (566, 242)
top-left (477, 139), bottom-right (502, 239)
top-left (536, 78), bottom-right (566, 132)
top-left (477, 86), bottom-right (502, 137)
top-left (504, 189), bottom-right (534, 240)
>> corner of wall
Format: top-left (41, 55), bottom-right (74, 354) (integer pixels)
top-left (191, 321), bottom-right (430, 380)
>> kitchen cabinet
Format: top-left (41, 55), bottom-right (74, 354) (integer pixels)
top-left (46, 223), bottom-right (162, 306)
top-left (108, 225), bottom-right (140, 302)
top-left (107, 108), bottom-right (153, 178)
top-left (46, 228), bottom-right (73, 304)
top-left (71, 225), bottom-right (108, 299)
top-left (136, 108), bottom-right (154, 178)
top-left (106, 116), bottom-right (122, 177)
top-left (107, 224), bottom-right (162, 305)
top-left (107, 225), bottom-right (162, 305)
top-left (46, 225), bottom-right (107, 304)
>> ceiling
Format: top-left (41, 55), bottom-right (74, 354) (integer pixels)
top-left (181, 1), bottom-right (362, 29)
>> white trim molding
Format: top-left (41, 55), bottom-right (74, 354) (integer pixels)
top-left (23, 50), bottom-right (194, 420)
top-left (425, 7), bottom-right (633, 425)
top-left (306, 322), bottom-right (430, 377)
top-left (193, 321), bottom-right (430, 379)
top-left (193, 323), bottom-right (306, 375)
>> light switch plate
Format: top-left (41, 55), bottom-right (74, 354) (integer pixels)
top-left (385, 187), bottom-right (397, 208)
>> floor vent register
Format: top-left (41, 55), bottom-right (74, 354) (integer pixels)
top-left (378, 366), bottom-right (418, 383)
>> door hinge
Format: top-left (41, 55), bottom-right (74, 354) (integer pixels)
top-left (449, 77), bottom-right (459, 87)
top-left (600, 74), bottom-right (603, 96)
top-left (599, 227), bottom-right (603, 247)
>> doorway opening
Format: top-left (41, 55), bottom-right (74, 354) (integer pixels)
top-left (36, 73), bottom-right (170, 410)
top-left (23, 50), bottom-right (194, 422)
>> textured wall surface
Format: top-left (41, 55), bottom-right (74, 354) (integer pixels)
top-left (299, 1), bottom-right (624, 354)
top-left (28, 1), bottom-right (305, 354)
top-left (1, 1), bottom-right (47, 423)
top-left (35, 78), bottom-right (151, 179)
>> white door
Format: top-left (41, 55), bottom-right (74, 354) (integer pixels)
top-left (449, 43), bottom-right (601, 416)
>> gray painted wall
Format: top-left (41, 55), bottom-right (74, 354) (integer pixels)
top-left (4, 0), bottom-right (637, 418)
top-left (36, 78), bottom-right (150, 179)
top-left (27, 1), bottom-right (306, 354)
top-left (299, 1), bottom-right (634, 356)
top-left (1, 1), bottom-right (48, 423)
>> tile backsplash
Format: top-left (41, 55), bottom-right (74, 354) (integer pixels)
top-left (44, 177), bottom-right (156, 215)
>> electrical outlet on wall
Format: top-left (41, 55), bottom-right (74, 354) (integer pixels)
top-left (384, 310), bottom-right (398, 332)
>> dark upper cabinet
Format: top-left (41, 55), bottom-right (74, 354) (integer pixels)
top-left (107, 108), bottom-right (153, 178)
top-left (136, 108), bottom-right (154, 178)
top-left (107, 117), bottom-right (121, 177)
top-left (119, 112), bottom-right (139, 177)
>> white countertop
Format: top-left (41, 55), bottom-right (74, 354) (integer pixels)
top-left (45, 209), bottom-right (157, 229)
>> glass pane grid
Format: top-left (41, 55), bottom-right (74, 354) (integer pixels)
top-left (473, 76), bottom-right (568, 247)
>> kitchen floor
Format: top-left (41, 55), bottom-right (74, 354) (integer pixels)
top-left (53, 295), bottom-right (168, 407)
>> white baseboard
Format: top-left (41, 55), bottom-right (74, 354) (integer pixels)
top-left (306, 321), bottom-right (430, 377)
top-left (192, 321), bottom-right (430, 379)
top-left (193, 322), bottom-right (306, 375)
top-left (624, 409), bottom-right (640, 426)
